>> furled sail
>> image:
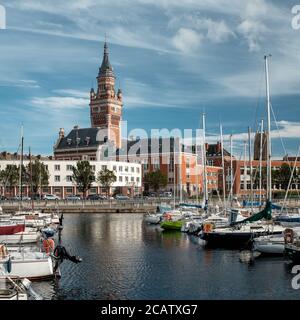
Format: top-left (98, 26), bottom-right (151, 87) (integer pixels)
top-left (234, 200), bottom-right (272, 224)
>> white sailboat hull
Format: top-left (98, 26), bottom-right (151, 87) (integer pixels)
top-left (253, 242), bottom-right (284, 254)
top-left (0, 256), bottom-right (53, 280)
top-left (144, 215), bottom-right (161, 224)
top-left (0, 232), bottom-right (39, 244)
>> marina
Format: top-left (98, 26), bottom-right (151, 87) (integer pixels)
top-left (23, 213), bottom-right (300, 300)
top-left (1, 0), bottom-right (300, 306)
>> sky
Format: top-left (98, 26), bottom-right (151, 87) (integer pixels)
top-left (0, 0), bottom-right (299, 159)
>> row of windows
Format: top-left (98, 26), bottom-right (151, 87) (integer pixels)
top-left (53, 164), bottom-right (140, 174)
top-left (54, 175), bottom-right (140, 183)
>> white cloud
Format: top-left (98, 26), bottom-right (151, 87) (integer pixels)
top-left (30, 96), bottom-right (89, 109)
top-left (237, 19), bottom-right (267, 52)
top-left (172, 28), bottom-right (203, 54)
top-left (0, 79), bottom-right (40, 88)
top-left (53, 89), bottom-right (89, 98)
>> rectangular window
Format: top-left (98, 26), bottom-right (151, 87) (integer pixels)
top-left (55, 165), bottom-right (60, 171)
top-left (136, 177), bottom-right (140, 183)
top-left (66, 165), bottom-right (73, 171)
top-left (66, 176), bottom-right (72, 182)
top-left (119, 166), bottom-right (123, 172)
top-left (91, 165), bottom-right (96, 171)
top-left (102, 165), bottom-right (107, 171)
top-left (113, 166), bottom-right (117, 171)
top-left (55, 176), bottom-right (60, 182)
top-left (153, 163), bottom-right (160, 170)
top-left (125, 176), bottom-right (129, 182)
top-left (66, 187), bottom-right (73, 193)
top-left (136, 167), bottom-right (140, 173)
top-left (131, 177), bottom-right (135, 182)
top-left (125, 166), bottom-right (129, 172)
top-left (119, 176), bottom-right (123, 182)
top-left (131, 167), bottom-right (135, 173)
top-left (54, 188), bottom-right (61, 193)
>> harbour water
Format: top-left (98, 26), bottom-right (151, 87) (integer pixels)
top-left (32, 213), bottom-right (300, 300)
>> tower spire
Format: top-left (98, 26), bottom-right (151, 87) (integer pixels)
top-left (99, 40), bottom-right (114, 78)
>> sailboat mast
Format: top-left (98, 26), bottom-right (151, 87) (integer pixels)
top-left (220, 124), bottom-right (226, 211)
top-left (179, 138), bottom-right (183, 203)
top-left (19, 126), bottom-right (24, 202)
top-left (248, 127), bottom-right (253, 213)
top-left (230, 134), bottom-right (233, 203)
top-left (264, 54), bottom-right (272, 202)
top-left (173, 144), bottom-right (176, 209)
top-left (259, 119), bottom-right (264, 205)
top-left (243, 140), bottom-right (247, 192)
top-left (202, 113), bottom-right (208, 207)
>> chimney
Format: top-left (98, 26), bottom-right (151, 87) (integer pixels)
top-left (59, 128), bottom-right (65, 139)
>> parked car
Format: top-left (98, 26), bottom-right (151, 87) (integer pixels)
top-left (114, 194), bottom-right (130, 200)
top-left (12, 195), bottom-right (31, 201)
top-left (0, 195), bottom-right (8, 201)
top-left (161, 191), bottom-right (173, 198)
top-left (65, 195), bottom-right (81, 201)
top-left (43, 194), bottom-right (60, 200)
top-left (86, 194), bottom-right (106, 201)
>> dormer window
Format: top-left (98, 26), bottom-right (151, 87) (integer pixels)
top-left (85, 137), bottom-right (91, 146)
top-left (76, 137), bottom-right (81, 146)
top-left (67, 138), bottom-right (72, 146)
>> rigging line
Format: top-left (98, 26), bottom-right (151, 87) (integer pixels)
top-left (280, 146), bottom-right (300, 214)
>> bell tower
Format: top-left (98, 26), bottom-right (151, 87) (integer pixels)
top-left (90, 42), bottom-right (123, 149)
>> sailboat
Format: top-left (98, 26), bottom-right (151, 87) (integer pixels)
top-left (201, 55), bottom-right (285, 248)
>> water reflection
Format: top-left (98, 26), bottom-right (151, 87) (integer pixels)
top-left (30, 214), bottom-right (300, 300)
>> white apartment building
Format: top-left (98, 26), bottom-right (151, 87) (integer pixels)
top-left (0, 160), bottom-right (142, 198)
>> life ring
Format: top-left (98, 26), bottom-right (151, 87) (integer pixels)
top-left (165, 213), bottom-right (172, 221)
top-left (284, 228), bottom-right (294, 244)
top-left (203, 223), bottom-right (214, 233)
top-left (43, 238), bottom-right (55, 254)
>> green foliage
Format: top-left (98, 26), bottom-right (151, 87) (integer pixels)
top-left (144, 170), bottom-right (168, 192)
top-left (72, 161), bottom-right (95, 197)
top-left (27, 160), bottom-right (49, 194)
top-left (97, 168), bottom-right (117, 195)
top-left (0, 165), bottom-right (19, 189)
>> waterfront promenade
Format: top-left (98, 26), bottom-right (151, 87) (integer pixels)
top-left (1, 197), bottom-right (299, 214)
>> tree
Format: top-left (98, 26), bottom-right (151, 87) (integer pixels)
top-left (97, 168), bottom-right (117, 197)
top-left (1, 165), bottom-right (19, 195)
top-left (72, 161), bottom-right (95, 198)
top-left (276, 163), bottom-right (295, 190)
top-left (144, 170), bottom-right (168, 193)
top-left (26, 160), bottom-right (49, 196)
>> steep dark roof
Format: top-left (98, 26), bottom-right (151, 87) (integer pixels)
top-left (55, 128), bottom-right (104, 151)
top-left (98, 42), bottom-right (115, 78)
